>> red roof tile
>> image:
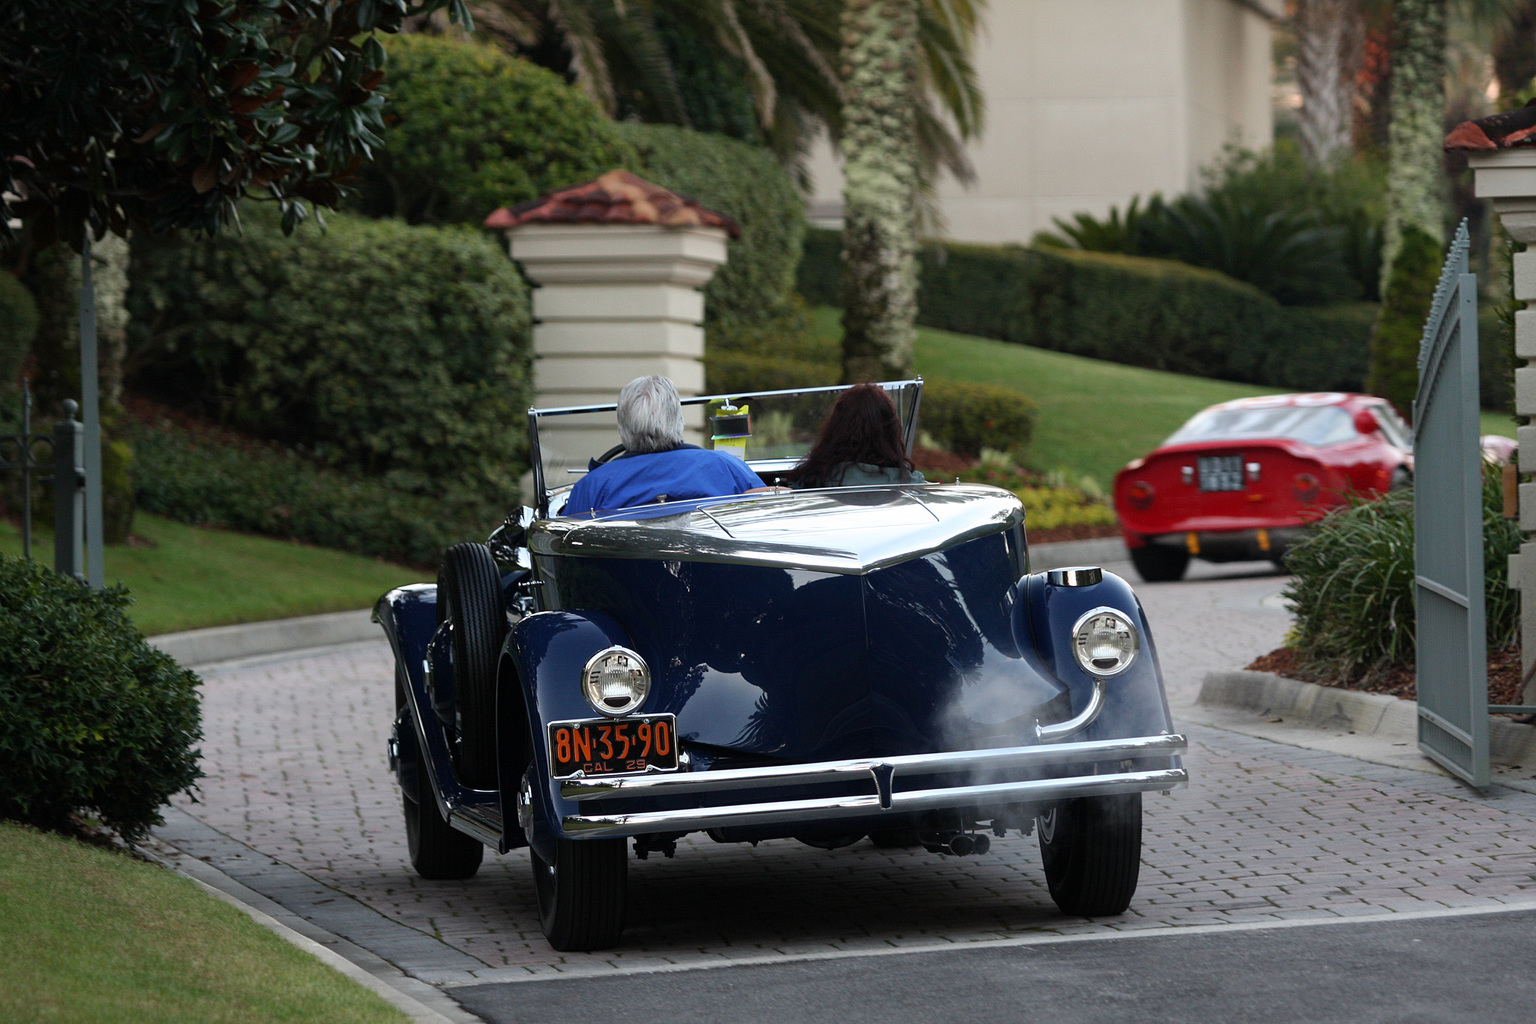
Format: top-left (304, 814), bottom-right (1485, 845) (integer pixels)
top-left (1444, 101), bottom-right (1536, 151)
top-left (484, 169), bottom-right (741, 238)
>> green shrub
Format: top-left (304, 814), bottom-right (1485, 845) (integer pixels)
top-left (1283, 466), bottom-right (1521, 685)
top-left (615, 122), bottom-right (808, 342)
top-left (126, 206), bottom-right (532, 506)
top-left (705, 351), bottom-right (835, 395)
top-left (126, 415), bottom-right (492, 568)
top-left (706, 352), bottom-right (1036, 460)
top-left (1367, 226), bottom-right (1442, 419)
top-left (1139, 193), bottom-right (1353, 306)
top-left (1016, 484), bottom-right (1117, 531)
top-left (920, 380), bottom-right (1036, 458)
top-left (0, 556), bottom-right (202, 839)
top-left (798, 227), bottom-right (842, 307)
top-left (801, 228), bottom-right (1383, 394)
top-left (353, 34), bottom-right (637, 225)
top-left (1480, 306), bottom-right (1514, 414)
top-left (1259, 302), bottom-right (1380, 393)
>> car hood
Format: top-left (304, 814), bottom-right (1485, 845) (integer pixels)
top-left (530, 484), bottom-right (1026, 576)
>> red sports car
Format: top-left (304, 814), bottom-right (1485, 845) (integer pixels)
top-left (1113, 393), bottom-right (1414, 582)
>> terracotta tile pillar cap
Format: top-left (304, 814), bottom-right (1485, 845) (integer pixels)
top-left (484, 169), bottom-right (741, 239)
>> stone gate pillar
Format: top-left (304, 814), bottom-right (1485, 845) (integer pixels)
top-left (486, 170), bottom-right (739, 461)
top-left (1448, 118), bottom-right (1536, 706)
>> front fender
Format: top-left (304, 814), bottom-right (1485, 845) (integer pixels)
top-left (1013, 569), bottom-right (1174, 743)
top-left (503, 609), bottom-right (636, 856)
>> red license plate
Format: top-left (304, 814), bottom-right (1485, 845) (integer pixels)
top-left (547, 714), bottom-right (678, 779)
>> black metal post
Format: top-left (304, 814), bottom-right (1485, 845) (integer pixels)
top-left (53, 400), bottom-right (84, 583)
top-left (20, 380), bottom-right (32, 561)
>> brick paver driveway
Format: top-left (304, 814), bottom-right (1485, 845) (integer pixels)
top-left (160, 604), bottom-right (1536, 988)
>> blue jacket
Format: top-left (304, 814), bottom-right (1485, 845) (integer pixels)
top-left (564, 447), bottom-right (765, 517)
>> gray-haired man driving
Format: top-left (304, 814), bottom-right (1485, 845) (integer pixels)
top-left (563, 375), bottom-right (764, 517)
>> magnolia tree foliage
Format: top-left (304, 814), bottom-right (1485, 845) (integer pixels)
top-left (1, 0), bottom-right (468, 247)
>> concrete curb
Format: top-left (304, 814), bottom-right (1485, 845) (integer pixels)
top-left (1198, 669), bottom-right (1536, 768)
top-left (150, 608), bottom-right (380, 668)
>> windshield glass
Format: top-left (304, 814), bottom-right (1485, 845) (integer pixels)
top-left (1163, 404), bottom-right (1356, 448)
top-left (531, 380), bottom-right (923, 513)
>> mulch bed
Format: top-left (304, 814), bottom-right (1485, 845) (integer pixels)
top-left (1246, 643), bottom-right (1528, 712)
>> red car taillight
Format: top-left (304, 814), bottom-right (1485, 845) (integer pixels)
top-left (1292, 473), bottom-right (1320, 503)
top-left (1127, 480), bottom-right (1155, 510)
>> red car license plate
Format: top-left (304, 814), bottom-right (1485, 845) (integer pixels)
top-left (547, 714), bottom-right (678, 778)
top-left (1197, 454), bottom-right (1245, 492)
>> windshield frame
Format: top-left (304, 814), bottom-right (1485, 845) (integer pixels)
top-left (527, 378), bottom-right (925, 517)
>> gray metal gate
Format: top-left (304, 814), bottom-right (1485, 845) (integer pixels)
top-left (1413, 221), bottom-right (1489, 787)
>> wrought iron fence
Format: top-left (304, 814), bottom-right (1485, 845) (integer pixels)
top-left (0, 381), bottom-right (86, 580)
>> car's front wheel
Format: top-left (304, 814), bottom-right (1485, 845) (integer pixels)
top-left (1038, 793), bottom-right (1141, 917)
top-left (531, 837), bottom-right (628, 951)
top-left (1129, 544), bottom-right (1189, 583)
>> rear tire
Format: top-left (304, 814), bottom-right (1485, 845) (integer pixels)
top-left (401, 670), bottom-right (483, 880)
top-left (1129, 544), bottom-right (1189, 583)
top-left (531, 837), bottom-right (628, 951)
top-left (1038, 793), bottom-right (1142, 917)
top-left (438, 543), bottom-right (506, 789)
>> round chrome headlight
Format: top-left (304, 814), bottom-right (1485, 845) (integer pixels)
top-left (581, 646), bottom-right (650, 716)
top-left (1071, 607), bottom-right (1140, 677)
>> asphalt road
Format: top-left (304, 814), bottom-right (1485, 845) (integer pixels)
top-left (451, 906), bottom-right (1536, 1024)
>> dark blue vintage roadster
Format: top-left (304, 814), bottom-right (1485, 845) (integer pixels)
top-left (375, 379), bottom-right (1187, 951)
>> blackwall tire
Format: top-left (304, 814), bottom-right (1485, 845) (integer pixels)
top-left (400, 670), bottom-right (483, 880)
top-left (1129, 544), bottom-right (1190, 583)
top-left (1038, 793), bottom-right (1142, 917)
top-left (438, 542), bottom-right (506, 790)
top-left (531, 837), bottom-right (628, 951)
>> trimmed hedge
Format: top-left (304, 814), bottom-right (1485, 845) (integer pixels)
top-left (1367, 225), bottom-right (1441, 417)
top-left (705, 351), bottom-right (831, 394)
top-left (800, 228), bottom-right (1382, 394)
top-left (126, 414), bottom-right (492, 569)
top-left (0, 556), bottom-right (202, 839)
top-left (126, 206), bottom-right (532, 506)
top-left (616, 123), bottom-right (807, 341)
top-left (921, 380), bottom-right (1036, 458)
top-left (354, 34), bottom-right (637, 225)
top-left (704, 352), bottom-right (1035, 458)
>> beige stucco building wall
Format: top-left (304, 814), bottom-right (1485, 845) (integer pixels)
top-left (806, 0), bottom-right (1278, 245)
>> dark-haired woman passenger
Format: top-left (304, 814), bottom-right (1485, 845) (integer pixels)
top-left (783, 384), bottom-right (926, 489)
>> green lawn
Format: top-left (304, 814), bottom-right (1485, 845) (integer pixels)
top-left (0, 513), bottom-right (425, 636)
top-left (814, 306), bottom-right (1519, 487)
top-left (0, 821), bottom-right (411, 1024)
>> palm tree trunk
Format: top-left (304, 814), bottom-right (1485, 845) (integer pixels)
top-left (839, 0), bottom-right (919, 383)
top-left (1381, 0), bottom-right (1447, 275)
top-left (1368, 0), bottom-right (1447, 418)
top-left (1295, 0), bottom-right (1361, 166)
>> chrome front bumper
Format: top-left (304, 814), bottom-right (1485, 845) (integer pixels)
top-left (558, 733), bottom-right (1187, 837)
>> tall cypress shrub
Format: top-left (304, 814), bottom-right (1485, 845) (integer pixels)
top-left (1366, 225), bottom-right (1440, 417)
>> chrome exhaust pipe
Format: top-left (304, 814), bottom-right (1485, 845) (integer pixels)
top-left (921, 830), bottom-right (989, 856)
